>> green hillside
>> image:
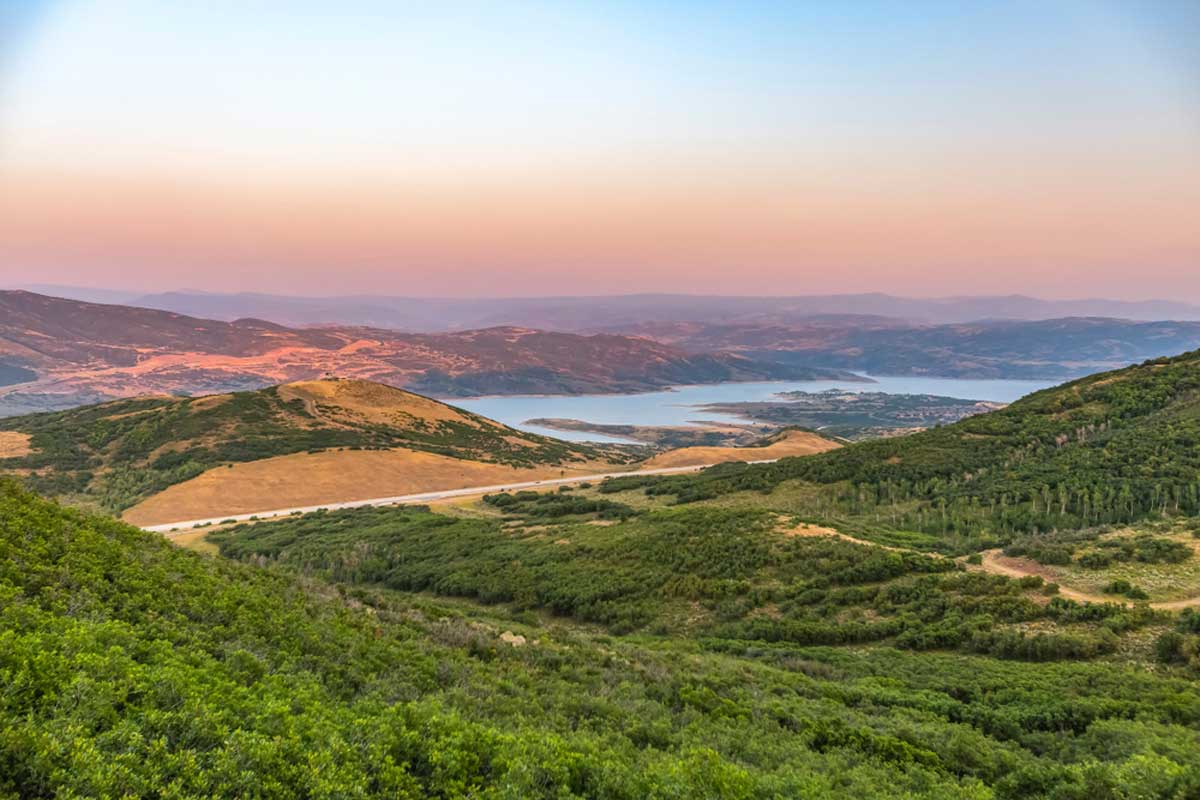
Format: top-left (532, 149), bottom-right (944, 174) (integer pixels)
top-left (5, 478), bottom-right (1200, 798)
top-left (0, 378), bottom-right (620, 513)
top-left (603, 350), bottom-right (1200, 552)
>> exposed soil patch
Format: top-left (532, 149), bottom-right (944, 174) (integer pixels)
top-left (780, 522), bottom-right (843, 538)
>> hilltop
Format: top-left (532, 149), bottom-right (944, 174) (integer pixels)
top-left (0, 377), bottom-right (626, 517)
top-left (0, 290), bottom-right (856, 415)
top-left (640, 428), bottom-right (842, 469)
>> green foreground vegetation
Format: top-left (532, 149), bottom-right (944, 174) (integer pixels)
top-left (3, 477), bottom-right (1200, 799)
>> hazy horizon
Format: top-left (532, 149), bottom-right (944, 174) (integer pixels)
top-left (13, 282), bottom-right (1200, 307)
top-left (2, 1), bottom-right (1198, 298)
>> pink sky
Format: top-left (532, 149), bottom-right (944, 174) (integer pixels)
top-left (2, 2), bottom-right (1198, 299)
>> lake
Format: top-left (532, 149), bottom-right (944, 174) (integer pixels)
top-left (453, 375), bottom-right (1056, 443)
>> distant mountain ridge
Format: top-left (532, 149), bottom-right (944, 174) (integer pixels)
top-left (626, 317), bottom-right (1200, 379)
top-left (8, 290), bottom-right (1200, 415)
top-left (0, 291), bottom-right (852, 415)
top-left (17, 285), bottom-right (1200, 329)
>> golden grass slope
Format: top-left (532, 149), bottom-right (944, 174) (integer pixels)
top-left (0, 432), bottom-right (32, 458)
top-left (643, 429), bottom-right (841, 469)
top-left (3, 377), bottom-right (624, 521)
top-left (123, 447), bottom-right (620, 527)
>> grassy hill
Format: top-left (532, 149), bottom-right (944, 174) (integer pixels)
top-left (600, 349), bottom-right (1200, 552)
top-left (0, 378), bottom-right (623, 514)
top-left (6, 477), bottom-right (1200, 798)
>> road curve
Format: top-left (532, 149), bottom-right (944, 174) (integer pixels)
top-left (143, 459), bottom-right (777, 533)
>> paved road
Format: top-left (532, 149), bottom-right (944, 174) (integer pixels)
top-left (143, 459), bottom-right (778, 533)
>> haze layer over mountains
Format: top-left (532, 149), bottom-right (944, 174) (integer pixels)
top-left (22, 285), bottom-right (1200, 330)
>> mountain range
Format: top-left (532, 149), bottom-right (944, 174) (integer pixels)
top-left (622, 317), bottom-right (1200, 379)
top-left (0, 291), bottom-right (851, 416)
top-left (8, 291), bottom-right (1200, 417)
top-left (19, 285), bottom-right (1200, 329)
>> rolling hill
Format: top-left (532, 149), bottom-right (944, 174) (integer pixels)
top-left (608, 348), bottom-right (1200, 551)
top-left (0, 291), bottom-right (858, 415)
top-left (0, 377), bottom-right (628, 516)
top-left (639, 428), bottom-right (842, 469)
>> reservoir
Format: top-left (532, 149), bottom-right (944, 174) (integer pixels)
top-left (453, 375), bottom-right (1056, 443)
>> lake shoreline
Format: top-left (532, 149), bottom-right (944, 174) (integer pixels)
top-left (455, 375), bottom-right (1055, 443)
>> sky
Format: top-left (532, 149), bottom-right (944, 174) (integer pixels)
top-left (1, 0), bottom-right (1198, 299)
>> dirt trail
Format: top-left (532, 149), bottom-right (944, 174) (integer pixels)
top-left (780, 522), bottom-right (924, 556)
top-left (969, 549), bottom-right (1200, 610)
top-left (969, 550), bottom-right (1109, 604)
top-left (1155, 596), bottom-right (1200, 611)
top-left (780, 531), bottom-right (1200, 611)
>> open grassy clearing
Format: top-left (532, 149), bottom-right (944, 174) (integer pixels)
top-left (164, 526), bottom-right (222, 555)
top-left (0, 430), bottom-right (32, 457)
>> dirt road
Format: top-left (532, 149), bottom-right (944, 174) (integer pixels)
top-left (969, 549), bottom-right (1200, 610)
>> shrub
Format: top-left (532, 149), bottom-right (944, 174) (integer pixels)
top-left (1078, 551), bottom-right (1114, 569)
top-left (1157, 631), bottom-right (1185, 663)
